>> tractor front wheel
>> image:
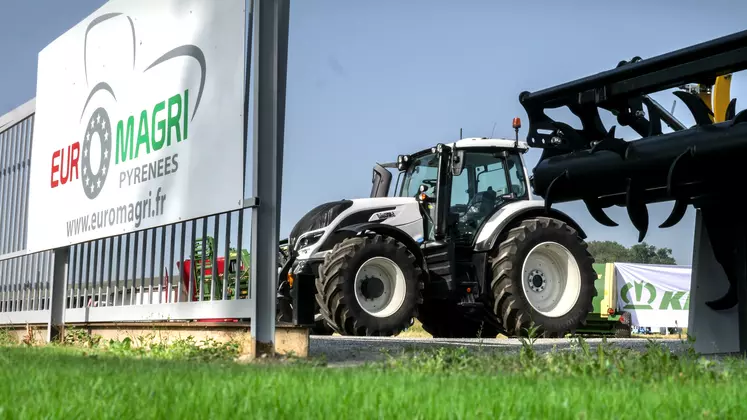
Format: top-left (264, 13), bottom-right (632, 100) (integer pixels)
top-left (490, 217), bottom-right (597, 337)
top-left (315, 234), bottom-right (424, 336)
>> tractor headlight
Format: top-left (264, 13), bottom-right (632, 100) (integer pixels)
top-left (297, 230), bottom-right (324, 250)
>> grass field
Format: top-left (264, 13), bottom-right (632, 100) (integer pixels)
top-left (1, 329), bottom-right (746, 419)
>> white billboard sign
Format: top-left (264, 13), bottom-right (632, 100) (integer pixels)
top-left (26, 0), bottom-right (247, 252)
top-left (614, 262), bottom-right (692, 328)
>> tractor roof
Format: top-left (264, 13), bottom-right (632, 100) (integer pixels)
top-left (449, 137), bottom-right (529, 151)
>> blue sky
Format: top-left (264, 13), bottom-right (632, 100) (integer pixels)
top-left (2, 0), bottom-right (747, 265)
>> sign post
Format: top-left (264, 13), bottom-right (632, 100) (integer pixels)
top-left (250, 0), bottom-right (290, 356)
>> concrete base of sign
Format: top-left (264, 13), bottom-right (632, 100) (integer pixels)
top-left (2, 322), bottom-right (309, 359)
top-left (688, 210), bottom-right (744, 355)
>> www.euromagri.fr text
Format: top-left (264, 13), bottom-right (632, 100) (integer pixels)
top-left (66, 188), bottom-right (167, 237)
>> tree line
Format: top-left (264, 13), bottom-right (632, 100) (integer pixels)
top-left (586, 241), bottom-right (677, 265)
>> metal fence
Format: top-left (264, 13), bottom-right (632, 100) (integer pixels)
top-left (0, 99), bottom-right (255, 326)
top-left (0, 0), bottom-right (288, 348)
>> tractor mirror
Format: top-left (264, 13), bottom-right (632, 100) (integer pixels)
top-left (452, 150), bottom-right (465, 176)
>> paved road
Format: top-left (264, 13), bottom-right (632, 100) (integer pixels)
top-left (308, 335), bottom-right (687, 366)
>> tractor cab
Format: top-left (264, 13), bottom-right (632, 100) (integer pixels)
top-left (371, 137), bottom-right (532, 247)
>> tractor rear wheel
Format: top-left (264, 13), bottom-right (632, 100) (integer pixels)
top-left (315, 234), bottom-right (424, 336)
top-left (490, 217), bottom-right (597, 337)
top-left (417, 299), bottom-right (500, 338)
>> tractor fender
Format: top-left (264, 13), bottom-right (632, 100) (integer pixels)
top-left (473, 200), bottom-right (587, 253)
top-left (328, 223), bottom-right (427, 272)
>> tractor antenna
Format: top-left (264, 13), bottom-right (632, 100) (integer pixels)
top-left (460, 128), bottom-right (463, 139)
top-left (491, 122), bottom-right (497, 138)
top-left (512, 117), bottom-right (521, 149)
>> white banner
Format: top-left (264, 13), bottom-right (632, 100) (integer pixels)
top-left (614, 262), bottom-right (691, 328)
top-left (27, 0), bottom-right (247, 252)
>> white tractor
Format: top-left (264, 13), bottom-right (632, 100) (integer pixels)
top-left (277, 126), bottom-right (597, 338)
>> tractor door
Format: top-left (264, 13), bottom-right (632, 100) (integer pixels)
top-left (448, 150), bottom-right (529, 246)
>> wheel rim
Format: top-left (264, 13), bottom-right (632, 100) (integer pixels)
top-left (520, 241), bottom-right (581, 317)
top-left (354, 257), bottom-right (407, 318)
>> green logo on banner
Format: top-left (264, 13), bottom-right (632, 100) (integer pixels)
top-left (621, 281), bottom-right (657, 309)
top-left (620, 281), bottom-right (690, 310)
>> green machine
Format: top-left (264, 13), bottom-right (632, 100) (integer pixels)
top-left (180, 236), bottom-right (252, 302)
top-left (574, 263), bottom-right (632, 337)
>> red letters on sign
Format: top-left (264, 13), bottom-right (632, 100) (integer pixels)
top-left (50, 142), bottom-right (81, 189)
top-left (50, 150), bottom-right (61, 188)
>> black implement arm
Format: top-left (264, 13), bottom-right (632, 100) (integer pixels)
top-left (519, 29), bottom-right (747, 312)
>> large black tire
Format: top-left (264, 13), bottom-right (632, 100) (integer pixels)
top-left (490, 217), bottom-right (597, 337)
top-left (315, 234), bottom-right (424, 336)
top-left (418, 299), bottom-right (501, 338)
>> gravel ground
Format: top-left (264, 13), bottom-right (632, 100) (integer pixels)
top-left (308, 335), bottom-right (688, 367)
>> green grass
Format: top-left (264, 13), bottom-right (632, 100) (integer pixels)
top-left (1, 331), bottom-right (747, 419)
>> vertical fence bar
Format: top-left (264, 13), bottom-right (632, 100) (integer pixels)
top-left (158, 227), bottom-right (165, 304)
top-left (149, 228), bottom-right (156, 304)
top-left (189, 220), bottom-right (196, 303)
top-left (20, 255), bottom-right (27, 311)
top-left (177, 222), bottom-right (185, 303)
top-left (200, 219), bottom-right (206, 302)
top-left (166, 224), bottom-right (175, 302)
top-left (1, 260), bottom-right (7, 312)
top-left (28, 254), bottom-right (34, 311)
top-left (92, 240), bottom-right (99, 306)
top-left (32, 253), bottom-right (40, 310)
top-left (125, 233), bottom-right (140, 305)
top-left (85, 242), bottom-right (92, 306)
top-left (235, 210), bottom-right (244, 299)
top-left (10, 258), bottom-right (16, 312)
top-left (0, 260), bottom-right (5, 312)
top-left (127, 233), bottom-right (134, 306)
top-left (211, 215), bottom-right (219, 301)
top-left (223, 212), bottom-right (231, 300)
top-left (115, 236), bottom-right (122, 306)
top-left (106, 237), bottom-right (113, 306)
top-left (99, 239), bottom-right (106, 305)
top-left (131, 232), bottom-right (139, 305)
top-left (140, 231), bottom-right (147, 305)
top-left (68, 246), bottom-right (75, 309)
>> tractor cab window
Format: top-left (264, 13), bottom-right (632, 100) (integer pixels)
top-left (399, 152), bottom-right (439, 240)
top-left (450, 151), bottom-right (527, 243)
top-left (399, 153), bottom-right (439, 198)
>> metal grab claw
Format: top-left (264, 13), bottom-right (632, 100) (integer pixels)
top-left (519, 28), bottom-right (747, 311)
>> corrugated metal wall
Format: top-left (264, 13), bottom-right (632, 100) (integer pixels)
top-left (0, 103), bottom-right (34, 257)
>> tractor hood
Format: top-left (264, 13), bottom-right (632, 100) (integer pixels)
top-left (288, 200), bottom-right (354, 249)
top-left (287, 197), bottom-right (419, 251)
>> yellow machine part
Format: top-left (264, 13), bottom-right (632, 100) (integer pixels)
top-left (600, 262), bottom-right (616, 316)
top-left (712, 74), bottom-right (732, 122)
top-left (697, 74), bottom-right (732, 121)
